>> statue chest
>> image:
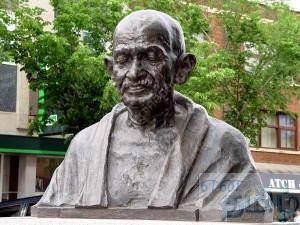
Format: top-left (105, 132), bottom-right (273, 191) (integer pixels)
top-left (107, 112), bottom-right (178, 208)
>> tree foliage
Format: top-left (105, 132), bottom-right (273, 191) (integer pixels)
top-left (219, 1), bottom-right (300, 142)
top-left (0, 0), bottom-right (299, 143)
top-left (1, 0), bottom-right (126, 135)
top-left (179, 0), bottom-right (300, 143)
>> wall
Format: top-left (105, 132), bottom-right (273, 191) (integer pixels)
top-left (28, 0), bottom-right (54, 31)
top-left (17, 155), bottom-right (37, 198)
top-left (0, 0), bottom-right (55, 136)
top-left (0, 66), bottom-right (29, 136)
top-left (252, 150), bottom-right (300, 165)
top-left (287, 96), bottom-right (300, 151)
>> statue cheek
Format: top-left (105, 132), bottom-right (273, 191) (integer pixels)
top-left (146, 62), bottom-right (166, 75)
top-left (154, 63), bottom-right (172, 81)
top-left (156, 69), bottom-right (172, 87)
top-left (112, 69), bottom-right (127, 87)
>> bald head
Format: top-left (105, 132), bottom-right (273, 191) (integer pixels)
top-left (105, 10), bottom-right (196, 107)
top-left (113, 10), bottom-right (185, 58)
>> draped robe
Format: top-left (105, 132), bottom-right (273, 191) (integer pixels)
top-left (36, 93), bottom-right (272, 220)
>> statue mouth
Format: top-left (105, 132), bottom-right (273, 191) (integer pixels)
top-left (122, 77), bottom-right (154, 95)
top-left (125, 85), bottom-right (152, 96)
top-left (128, 85), bottom-right (146, 92)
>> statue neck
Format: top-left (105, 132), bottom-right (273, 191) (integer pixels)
top-left (126, 95), bottom-right (175, 129)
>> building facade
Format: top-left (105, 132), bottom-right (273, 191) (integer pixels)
top-left (251, 97), bottom-right (300, 222)
top-left (207, 4), bottom-right (300, 221)
top-left (0, 0), bottom-right (66, 202)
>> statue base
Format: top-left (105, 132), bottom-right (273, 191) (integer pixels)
top-left (31, 206), bottom-right (273, 223)
top-left (0, 217), bottom-right (275, 225)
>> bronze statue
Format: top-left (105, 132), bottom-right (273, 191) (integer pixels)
top-left (34, 10), bottom-right (273, 222)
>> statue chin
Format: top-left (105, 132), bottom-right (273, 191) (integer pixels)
top-left (122, 92), bottom-right (158, 109)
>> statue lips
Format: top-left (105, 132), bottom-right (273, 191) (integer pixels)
top-left (123, 77), bottom-right (154, 96)
top-left (125, 85), bottom-right (151, 97)
top-left (127, 85), bottom-right (146, 93)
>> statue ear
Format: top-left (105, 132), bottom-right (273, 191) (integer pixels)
top-left (104, 56), bottom-right (113, 75)
top-left (175, 53), bottom-right (196, 84)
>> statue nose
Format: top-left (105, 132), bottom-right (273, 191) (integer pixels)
top-left (127, 59), bottom-right (140, 80)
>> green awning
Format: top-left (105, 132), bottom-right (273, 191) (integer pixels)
top-left (0, 134), bottom-right (68, 156)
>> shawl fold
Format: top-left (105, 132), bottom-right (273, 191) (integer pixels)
top-left (37, 93), bottom-right (272, 216)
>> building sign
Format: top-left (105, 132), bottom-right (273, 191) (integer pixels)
top-left (43, 112), bottom-right (64, 135)
top-left (259, 172), bottom-right (300, 193)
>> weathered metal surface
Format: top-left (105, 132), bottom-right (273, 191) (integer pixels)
top-left (34, 10), bottom-right (273, 222)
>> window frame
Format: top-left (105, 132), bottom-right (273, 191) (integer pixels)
top-left (259, 112), bottom-right (297, 150)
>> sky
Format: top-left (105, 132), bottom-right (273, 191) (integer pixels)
top-left (285, 0), bottom-right (300, 12)
top-left (259, 0), bottom-right (300, 12)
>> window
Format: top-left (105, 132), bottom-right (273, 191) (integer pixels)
top-left (260, 113), bottom-right (297, 150)
top-left (35, 157), bottom-right (63, 192)
top-left (0, 63), bottom-right (17, 112)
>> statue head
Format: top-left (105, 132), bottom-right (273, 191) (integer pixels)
top-left (105, 10), bottom-right (196, 127)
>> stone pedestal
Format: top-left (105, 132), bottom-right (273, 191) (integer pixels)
top-left (31, 206), bottom-right (273, 223)
top-left (0, 217), bottom-right (274, 225)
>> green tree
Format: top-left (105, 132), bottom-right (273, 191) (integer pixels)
top-left (221, 1), bottom-right (300, 143)
top-left (1, 0), bottom-right (127, 135)
top-left (179, 0), bottom-right (300, 143)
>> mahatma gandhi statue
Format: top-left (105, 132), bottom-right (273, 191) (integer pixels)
top-left (34, 10), bottom-right (273, 222)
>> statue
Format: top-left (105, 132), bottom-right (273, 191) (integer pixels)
top-left (33, 10), bottom-right (273, 222)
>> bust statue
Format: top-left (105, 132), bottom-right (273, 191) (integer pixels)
top-left (35, 10), bottom-right (273, 222)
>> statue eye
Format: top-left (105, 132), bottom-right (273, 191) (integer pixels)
top-left (115, 54), bottom-right (129, 64)
top-left (147, 51), bottom-right (157, 61)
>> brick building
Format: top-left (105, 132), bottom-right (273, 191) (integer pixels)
top-left (205, 3), bottom-right (300, 221)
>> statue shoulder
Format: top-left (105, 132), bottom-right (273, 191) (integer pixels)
top-left (188, 99), bottom-right (245, 144)
top-left (65, 110), bottom-right (116, 156)
top-left (182, 96), bottom-right (247, 151)
top-left (207, 117), bottom-right (251, 161)
top-left (77, 113), bottom-right (113, 140)
top-left (208, 117), bottom-right (245, 141)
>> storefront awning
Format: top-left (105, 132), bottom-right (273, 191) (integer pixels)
top-left (256, 163), bottom-right (300, 194)
top-left (0, 134), bottom-right (68, 156)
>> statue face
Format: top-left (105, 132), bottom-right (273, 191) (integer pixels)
top-left (105, 10), bottom-right (196, 111)
top-left (111, 26), bottom-right (175, 108)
